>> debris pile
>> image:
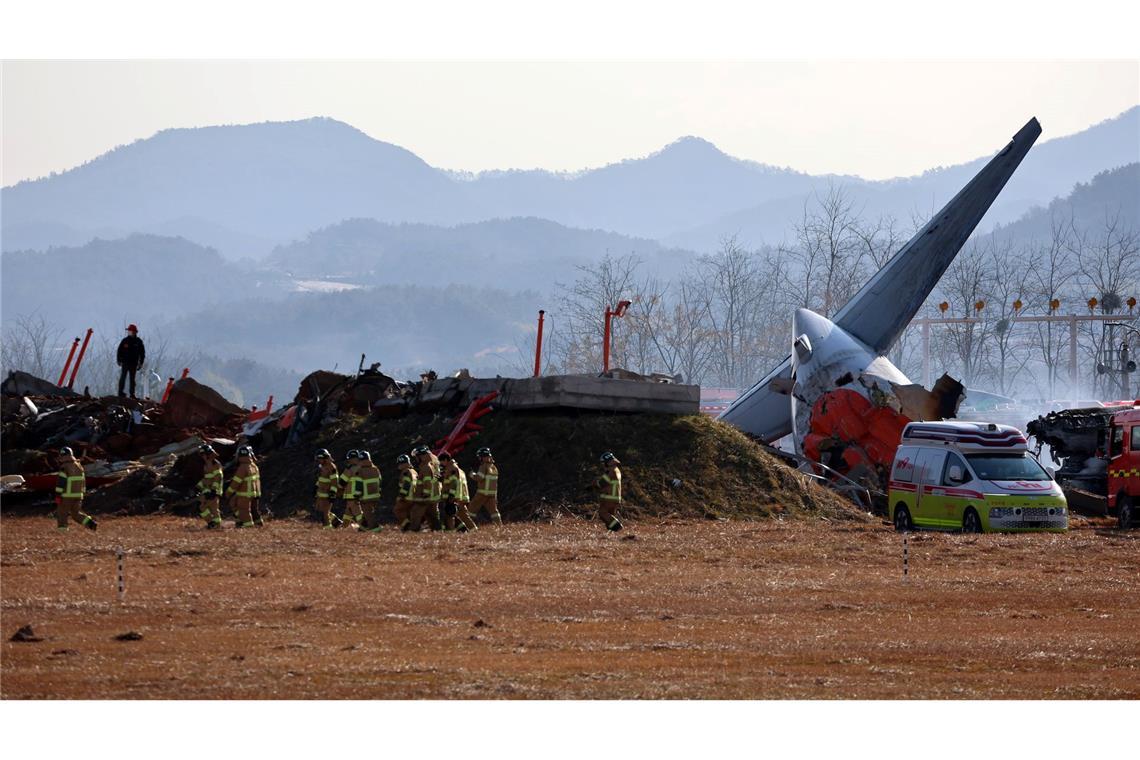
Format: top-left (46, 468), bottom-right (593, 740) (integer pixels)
top-left (1, 371), bottom-right (245, 514)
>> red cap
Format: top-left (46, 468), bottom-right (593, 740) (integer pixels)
top-left (126, 324), bottom-right (138, 333)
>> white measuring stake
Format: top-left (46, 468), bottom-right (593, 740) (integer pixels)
top-left (903, 532), bottom-right (909, 581)
top-left (117, 549), bottom-right (125, 601)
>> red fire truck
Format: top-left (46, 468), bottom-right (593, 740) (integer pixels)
top-left (1102, 405), bottom-right (1140, 528)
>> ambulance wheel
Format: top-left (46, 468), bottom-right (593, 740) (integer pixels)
top-left (962, 507), bottom-right (982, 534)
top-left (893, 505), bottom-right (913, 532)
top-left (1119, 497), bottom-right (1134, 530)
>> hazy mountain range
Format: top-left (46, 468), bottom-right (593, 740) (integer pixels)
top-left (4, 107), bottom-right (1137, 259)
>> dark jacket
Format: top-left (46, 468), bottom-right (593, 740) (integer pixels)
top-left (117, 335), bottom-right (145, 369)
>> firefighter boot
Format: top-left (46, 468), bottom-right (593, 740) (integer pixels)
top-left (444, 501), bottom-right (457, 531)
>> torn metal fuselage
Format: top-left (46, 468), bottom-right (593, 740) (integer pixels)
top-left (790, 308), bottom-right (965, 493)
top-left (1025, 407), bottom-right (1115, 493)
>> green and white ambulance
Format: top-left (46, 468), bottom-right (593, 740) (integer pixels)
top-left (888, 421), bottom-right (1067, 533)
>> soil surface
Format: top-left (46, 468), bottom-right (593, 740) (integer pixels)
top-left (2, 515), bottom-right (1137, 699)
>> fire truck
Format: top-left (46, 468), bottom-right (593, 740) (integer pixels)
top-left (1026, 402), bottom-right (1139, 528)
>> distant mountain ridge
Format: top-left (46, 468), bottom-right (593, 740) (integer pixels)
top-left (268, 216), bottom-right (695, 290)
top-left (984, 163), bottom-right (1140, 244)
top-left (663, 108), bottom-right (1140, 250)
top-left (3, 107), bottom-right (1138, 258)
top-left (0, 217), bottom-right (693, 332)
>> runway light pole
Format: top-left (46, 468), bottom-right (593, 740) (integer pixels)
top-left (534, 310), bottom-right (545, 378)
top-left (602, 300), bottom-right (632, 374)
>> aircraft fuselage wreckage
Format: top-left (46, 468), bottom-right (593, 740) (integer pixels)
top-left (719, 117), bottom-right (1042, 490)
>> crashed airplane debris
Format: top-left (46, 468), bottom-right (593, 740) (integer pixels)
top-left (720, 117), bottom-right (1042, 488)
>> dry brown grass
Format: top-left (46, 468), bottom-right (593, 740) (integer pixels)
top-left (2, 515), bottom-right (1137, 699)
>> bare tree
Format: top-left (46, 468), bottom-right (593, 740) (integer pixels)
top-left (547, 253), bottom-right (646, 375)
top-left (635, 275), bottom-right (720, 384)
top-left (780, 184), bottom-right (867, 316)
top-left (932, 242), bottom-right (994, 388)
top-left (986, 239), bottom-right (1032, 395)
top-left (1024, 214), bottom-right (1079, 398)
top-left (1072, 209), bottom-right (1140, 396)
top-left (0, 314), bottom-right (68, 381)
top-left (695, 237), bottom-right (771, 388)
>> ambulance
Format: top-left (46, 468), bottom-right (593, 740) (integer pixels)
top-left (888, 421), bottom-right (1068, 533)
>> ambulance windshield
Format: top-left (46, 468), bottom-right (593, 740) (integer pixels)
top-left (965, 454), bottom-right (1051, 481)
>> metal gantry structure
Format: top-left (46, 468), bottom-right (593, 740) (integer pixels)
top-left (915, 303), bottom-right (1138, 395)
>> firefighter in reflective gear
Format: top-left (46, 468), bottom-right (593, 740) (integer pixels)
top-left (248, 449), bottom-right (265, 526)
top-left (468, 447), bottom-right (502, 526)
top-left (595, 451), bottom-right (624, 531)
top-left (440, 452), bottom-right (477, 532)
top-left (394, 454), bottom-right (418, 531)
top-left (339, 450), bottom-right (364, 526)
top-left (197, 444), bottom-right (224, 529)
top-left (54, 447), bottom-right (97, 531)
top-left (356, 450), bottom-right (383, 532)
top-left (314, 449), bottom-right (340, 529)
top-left (226, 447), bottom-right (257, 528)
top-left (428, 447), bottom-right (443, 529)
top-left (409, 445), bottom-right (442, 531)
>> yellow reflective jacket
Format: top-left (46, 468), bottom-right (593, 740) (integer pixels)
top-left (198, 461), bottom-right (223, 496)
top-left (317, 461), bottom-right (339, 499)
top-left (55, 459), bottom-right (85, 498)
top-left (599, 465), bottom-right (622, 502)
top-left (358, 463), bottom-right (382, 501)
top-left (339, 464), bottom-right (360, 500)
top-left (397, 465), bottom-right (417, 500)
top-left (473, 461), bottom-right (499, 496)
top-left (227, 461), bottom-right (257, 498)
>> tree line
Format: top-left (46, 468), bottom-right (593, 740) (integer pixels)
top-left (534, 184), bottom-right (1140, 401)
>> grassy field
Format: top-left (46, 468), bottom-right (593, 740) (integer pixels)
top-left (2, 515), bottom-right (1137, 699)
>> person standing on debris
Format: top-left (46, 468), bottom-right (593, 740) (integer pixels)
top-left (468, 447), bottom-right (502, 526)
top-left (440, 451), bottom-right (477, 532)
top-left (357, 450), bottom-right (383, 532)
top-left (54, 447), bottom-right (97, 532)
top-left (196, 444), bottom-right (224, 529)
top-left (116, 324), bottom-right (146, 399)
top-left (393, 454), bottom-right (418, 531)
top-left (595, 451), bottom-right (624, 532)
top-left (226, 446), bottom-right (257, 528)
top-left (339, 450), bottom-right (363, 526)
top-left (248, 449), bottom-right (265, 526)
top-left (313, 449), bottom-right (340, 529)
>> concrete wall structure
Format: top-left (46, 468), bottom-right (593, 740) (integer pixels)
top-left (420, 373), bottom-right (700, 415)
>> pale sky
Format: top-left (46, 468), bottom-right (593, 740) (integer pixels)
top-left (2, 60), bottom-right (1138, 187)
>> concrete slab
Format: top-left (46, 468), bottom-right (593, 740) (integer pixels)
top-left (496, 375), bottom-right (698, 414)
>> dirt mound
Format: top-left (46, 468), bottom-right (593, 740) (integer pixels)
top-left (259, 411), bottom-right (865, 522)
